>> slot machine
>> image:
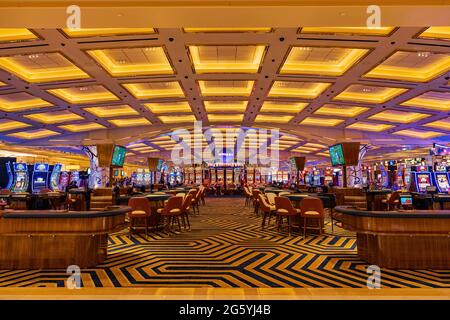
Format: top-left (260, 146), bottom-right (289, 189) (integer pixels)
top-left (59, 171), bottom-right (70, 191)
top-left (69, 171), bottom-right (80, 187)
top-left (143, 170), bottom-right (151, 185)
top-left (433, 164), bottom-right (450, 193)
top-left (312, 169), bottom-right (321, 186)
top-left (324, 168), bottom-right (333, 186)
top-left (11, 162), bottom-right (29, 192)
top-left (410, 165), bottom-right (433, 193)
top-left (31, 163), bottom-right (50, 193)
top-left (49, 164), bottom-right (62, 191)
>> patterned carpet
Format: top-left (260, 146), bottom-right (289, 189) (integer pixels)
top-left (0, 197), bottom-right (449, 288)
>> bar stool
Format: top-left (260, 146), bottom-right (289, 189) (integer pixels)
top-left (180, 194), bottom-right (193, 230)
top-left (128, 197), bottom-right (152, 238)
top-left (300, 197), bottom-right (325, 238)
top-left (258, 194), bottom-right (276, 228)
top-left (157, 196), bottom-right (184, 234)
top-left (252, 189), bottom-right (262, 216)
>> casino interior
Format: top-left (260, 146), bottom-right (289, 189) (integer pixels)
top-left (0, 2), bottom-right (449, 300)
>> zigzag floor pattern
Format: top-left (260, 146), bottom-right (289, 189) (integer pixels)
top-left (0, 197), bottom-right (449, 288)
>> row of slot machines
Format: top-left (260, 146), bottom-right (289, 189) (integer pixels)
top-left (4, 162), bottom-right (84, 193)
top-left (410, 165), bottom-right (450, 193)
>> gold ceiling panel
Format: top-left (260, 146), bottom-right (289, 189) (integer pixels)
top-left (0, 81), bottom-right (6, 86)
top-left (158, 115), bottom-right (196, 124)
top-left (204, 101), bottom-right (248, 112)
top-left (260, 101), bottom-right (307, 113)
top-left (346, 121), bottom-right (394, 132)
top-left (0, 52), bottom-right (89, 83)
top-left (400, 91), bottom-right (450, 111)
top-left (280, 46), bottom-right (368, 76)
top-left (208, 114), bottom-right (244, 122)
top-left (24, 110), bottom-right (84, 124)
top-left (7, 128), bottom-right (60, 140)
top-left (145, 102), bottom-right (192, 114)
top-left (334, 84), bottom-right (407, 104)
top-left (0, 93), bottom-right (52, 112)
top-left (393, 129), bottom-right (445, 139)
top-left (418, 27), bottom-right (450, 41)
top-left (184, 28), bottom-right (272, 33)
top-left (254, 115), bottom-right (294, 123)
top-left (0, 119), bottom-right (31, 132)
top-left (303, 142), bottom-right (327, 148)
top-left (59, 122), bottom-right (106, 132)
top-left (188, 45), bottom-right (266, 74)
top-left (0, 29), bottom-right (38, 42)
top-left (87, 47), bottom-right (173, 77)
top-left (422, 117), bottom-right (450, 131)
top-left (109, 117), bottom-right (151, 127)
top-left (268, 81), bottom-right (331, 99)
top-left (199, 80), bottom-right (254, 97)
top-left (364, 51), bottom-right (450, 82)
top-left (47, 85), bottom-right (119, 104)
top-left (299, 117), bottom-right (344, 127)
top-left (123, 81), bottom-right (184, 99)
top-left (369, 110), bottom-right (430, 124)
top-left (61, 28), bottom-right (156, 37)
top-left (84, 104), bottom-right (139, 118)
top-left (314, 104), bottom-right (369, 117)
top-left (300, 27), bottom-right (395, 36)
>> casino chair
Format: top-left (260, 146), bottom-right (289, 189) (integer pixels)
top-left (274, 196), bottom-right (300, 236)
top-left (278, 191), bottom-right (291, 197)
top-left (265, 192), bottom-right (276, 206)
top-left (299, 197), bottom-right (325, 238)
top-left (157, 196), bottom-right (184, 234)
top-left (243, 187), bottom-right (252, 207)
top-left (252, 189), bottom-right (262, 216)
top-left (319, 193), bottom-right (337, 233)
top-left (180, 194), bottom-right (193, 231)
top-left (381, 191), bottom-right (401, 211)
top-left (258, 194), bottom-right (276, 228)
top-left (128, 197), bottom-right (152, 238)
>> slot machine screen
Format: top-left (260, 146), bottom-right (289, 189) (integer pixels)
top-left (417, 173), bottom-right (431, 191)
top-left (400, 195), bottom-right (413, 206)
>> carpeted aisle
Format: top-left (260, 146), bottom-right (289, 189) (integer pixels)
top-left (0, 197), bottom-right (448, 288)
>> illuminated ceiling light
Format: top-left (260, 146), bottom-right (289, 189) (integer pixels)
top-left (47, 85), bottom-right (119, 104)
top-left (59, 122), bottom-right (106, 132)
top-left (144, 102), bottom-right (192, 114)
top-left (299, 117), bottom-right (344, 127)
top-left (184, 28), bottom-right (272, 33)
top-left (254, 115), bottom-right (294, 123)
top-left (393, 129), bottom-right (445, 139)
top-left (0, 93), bottom-right (53, 112)
top-left (0, 81), bottom-right (6, 86)
top-left (123, 81), bottom-right (184, 99)
top-left (61, 28), bottom-right (156, 37)
top-left (158, 115), bottom-right (196, 124)
top-left (422, 117), bottom-right (450, 131)
top-left (188, 45), bottom-right (266, 73)
top-left (368, 110), bottom-right (430, 123)
top-left (280, 46), bottom-right (369, 76)
top-left (87, 47), bottom-right (173, 77)
top-left (208, 114), bottom-right (244, 122)
top-left (314, 104), bottom-right (369, 117)
top-left (260, 101), bottom-right (307, 113)
top-left (303, 142), bottom-right (327, 148)
top-left (199, 80), bottom-right (254, 97)
top-left (108, 117), bottom-right (152, 127)
top-left (268, 81), bottom-right (331, 99)
top-left (300, 27), bottom-right (394, 36)
top-left (0, 52), bottom-right (89, 83)
top-left (401, 91), bottom-right (450, 111)
top-left (204, 101), bottom-right (248, 112)
top-left (7, 128), bottom-right (60, 140)
top-left (0, 29), bottom-right (38, 42)
top-left (364, 50), bottom-right (450, 82)
top-left (84, 104), bottom-right (139, 118)
top-left (0, 119), bottom-right (31, 132)
top-left (346, 121), bottom-right (394, 132)
top-left (334, 84), bottom-right (407, 104)
top-left (418, 27), bottom-right (450, 40)
top-left (24, 110), bottom-right (84, 124)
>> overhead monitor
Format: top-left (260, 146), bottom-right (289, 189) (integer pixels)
top-left (329, 144), bottom-right (345, 166)
top-left (111, 145), bottom-right (126, 167)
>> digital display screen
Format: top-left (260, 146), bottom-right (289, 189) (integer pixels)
top-left (156, 159), bottom-right (164, 171)
top-left (417, 173), bottom-right (431, 192)
top-left (290, 157), bottom-right (297, 170)
top-left (435, 173), bottom-right (450, 192)
top-left (14, 163), bottom-right (27, 171)
top-left (33, 163), bottom-right (49, 172)
top-left (329, 144), bottom-right (345, 166)
top-left (111, 145), bottom-right (126, 167)
top-left (400, 196), bottom-right (412, 206)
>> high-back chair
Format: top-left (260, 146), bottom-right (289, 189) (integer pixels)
top-left (176, 192), bottom-right (186, 198)
top-left (243, 187), bottom-right (252, 206)
top-left (128, 197), bottom-right (152, 238)
top-left (320, 193), bottom-right (337, 233)
top-left (157, 196), bottom-right (184, 234)
top-left (265, 192), bottom-right (276, 206)
top-left (300, 197), bottom-right (325, 238)
top-left (190, 188), bottom-right (202, 215)
top-left (252, 189), bottom-right (262, 216)
top-left (383, 191), bottom-right (401, 211)
top-left (199, 186), bottom-right (206, 205)
top-left (274, 196), bottom-right (300, 236)
top-left (258, 194), bottom-right (276, 228)
top-left (278, 191), bottom-right (291, 197)
top-left (180, 194), bottom-right (193, 230)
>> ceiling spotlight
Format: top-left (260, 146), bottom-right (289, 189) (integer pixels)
top-left (28, 54), bottom-right (39, 59)
top-left (417, 52), bottom-right (430, 58)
